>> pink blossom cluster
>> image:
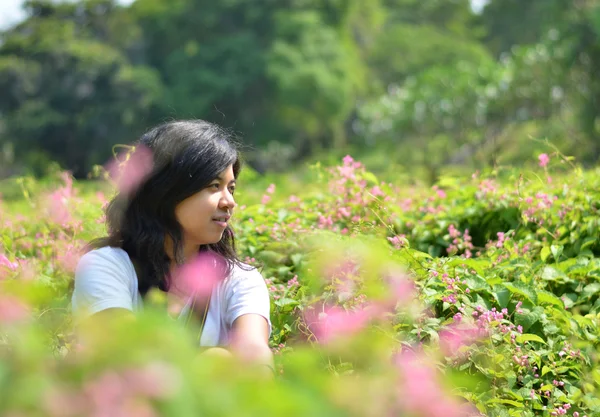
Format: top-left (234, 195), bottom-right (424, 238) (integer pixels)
top-left (432, 185), bottom-right (447, 199)
top-left (472, 305), bottom-right (508, 330)
top-left (495, 231), bottom-right (506, 248)
top-left (438, 324), bottom-right (485, 357)
top-left (0, 294), bottom-right (30, 324)
top-left (394, 350), bottom-right (480, 417)
top-left (270, 343), bottom-right (286, 355)
top-left (417, 186), bottom-right (447, 215)
top-left (435, 271), bottom-right (470, 305)
top-left (107, 145), bottom-right (154, 195)
top-left (304, 268), bottom-right (416, 343)
top-left (387, 234), bottom-right (407, 249)
top-left (446, 225), bottom-right (473, 258)
top-left (306, 304), bottom-right (377, 344)
top-left (556, 202), bottom-right (574, 221)
top-left (476, 178), bottom-right (498, 198)
top-left (308, 155), bottom-right (391, 234)
top-left (0, 253), bottom-right (19, 279)
top-left (45, 172), bottom-right (78, 226)
top-left (54, 241), bottom-right (85, 274)
top-left (521, 192), bottom-right (559, 225)
top-left (43, 362), bottom-right (181, 417)
top-left (261, 183), bottom-right (276, 205)
top-left (264, 275), bottom-right (300, 301)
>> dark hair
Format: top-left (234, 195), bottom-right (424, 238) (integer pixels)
top-left (90, 119), bottom-right (245, 296)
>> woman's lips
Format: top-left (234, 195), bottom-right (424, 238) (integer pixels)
top-left (213, 220), bottom-right (228, 228)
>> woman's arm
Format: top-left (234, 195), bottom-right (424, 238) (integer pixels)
top-left (229, 313), bottom-right (274, 375)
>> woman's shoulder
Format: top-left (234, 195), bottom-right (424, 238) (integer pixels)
top-left (229, 262), bottom-right (263, 280)
top-left (223, 262), bottom-right (266, 291)
top-left (76, 246), bottom-right (135, 277)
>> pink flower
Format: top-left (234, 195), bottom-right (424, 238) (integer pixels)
top-left (438, 325), bottom-right (483, 357)
top-left (370, 186), bottom-right (385, 197)
top-left (56, 243), bottom-right (84, 273)
top-left (0, 254), bottom-right (19, 277)
top-left (261, 194), bottom-right (271, 205)
top-left (266, 183), bottom-right (276, 194)
top-left (170, 252), bottom-right (227, 300)
top-left (342, 155), bottom-right (354, 165)
top-left (47, 190), bottom-right (73, 225)
top-left (383, 270), bottom-right (416, 307)
top-left (538, 153), bottom-right (550, 167)
top-left (122, 362), bottom-right (182, 399)
top-left (387, 235), bottom-right (407, 250)
top-left (0, 295), bottom-right (30, 324)
top-left (306, 305), bottom-right (374, 344)
top-left (394, 350), bottom-right (475, 417)
top-left (44, 386), bottom-right (88, 417)
top-left (107, 145), bottom-right (154, 195)
top-left (82, 370), bottom-right (126, 410)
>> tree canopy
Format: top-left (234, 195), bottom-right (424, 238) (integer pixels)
top-left (1, 0), bottom-right (599, 178)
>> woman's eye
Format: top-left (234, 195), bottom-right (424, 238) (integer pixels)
top-left (210, 183), bottom-right (220, 189)
top-left (228, 187), bottom-right (236, 195)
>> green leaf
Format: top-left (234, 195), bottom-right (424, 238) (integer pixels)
top-left (540, 246), bottom-right (551, 262)
top-left (583, 283), bottom-right (600, 298)
top-left (581, 236), bottom-right (597, 250)
top-left (290, 253), bottom-right (304, 267)
top-left (274, 298), bottom-right (299, 308)
top-left (503, 282), bottom-right (538, 304)
top-left (464, 274), bottom-right (491, 292)
top-left (541, 266), bottom-right (569, 283)
top-left (516, 334), bottom-right (546, 344)
top-left (536, 290), bottom-right (564, 307)
top-left (550, 245), bottom-right (563, 261)
top-left (487, 399), bottom-right (523, 408)
top-left (494, 286), bottom-right (511, 308)
top-left (514, 309), bottom-right (541, 332)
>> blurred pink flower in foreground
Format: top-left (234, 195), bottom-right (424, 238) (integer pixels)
top-left (438, 324), bottom-right (484, 357)
top-left (385, 271), bottom-right (416, 307)
top-left (538, 153), bottom-right (550, 167)
top-left (170, 252), bottom-right (227, 300)
top-left (107, 145), bottom-right (154, 195)
top-left (395, 350), bottom-right (478, 417)
top-left (0, 295), bottom-right (30, 324)
top-left (121, 361), bottom-right (182, 399)
top-left (306, 304), bottom-right (376, 344)
top-left (55, 243), bottom-right (84, 274)
top-left (45, 172), bottom-right (75, 225)
top-left (0, 254), bottom-right (19, 278)
top-left (45, 362), bottom-right (179, 417)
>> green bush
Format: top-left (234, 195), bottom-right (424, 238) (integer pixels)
top-left (0, 152), bottom-right (598, 416)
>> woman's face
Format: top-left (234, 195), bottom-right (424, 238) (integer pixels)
top-left (175, 164), bottom-right (237, 247)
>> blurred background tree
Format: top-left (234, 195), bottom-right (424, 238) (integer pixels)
top-left (0, 0), bottom-right (599, 180)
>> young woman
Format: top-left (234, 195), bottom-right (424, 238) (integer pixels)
top-left (71, 120), bottom-right (273, 371)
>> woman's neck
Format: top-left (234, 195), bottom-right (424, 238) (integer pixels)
top-left (164, 237), bottom-right (199, 265)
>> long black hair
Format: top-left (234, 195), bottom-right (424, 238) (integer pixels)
top-left (91, 119), bottom-right (244, 296)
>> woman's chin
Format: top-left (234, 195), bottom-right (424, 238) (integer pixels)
top-left (196, 233), bottom-right (225, 246)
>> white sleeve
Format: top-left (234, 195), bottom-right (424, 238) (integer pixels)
top-left (71, 249), bottom-right (135, 319)
top-left (224, 267), bottom-right (272, 335)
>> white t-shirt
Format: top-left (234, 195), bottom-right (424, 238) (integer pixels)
top-left (72, 246), bottom-right (271, 347)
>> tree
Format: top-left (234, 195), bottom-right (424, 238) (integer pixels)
top-left (0, 0), bottom-right (163, 176)
top-left (480, 0), bottom-right (570, 57)
top-left (131, 0), bottom-right (376, 159)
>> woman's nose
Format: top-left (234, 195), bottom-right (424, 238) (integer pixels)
top-left (220, 190), bottom-right (236, 210)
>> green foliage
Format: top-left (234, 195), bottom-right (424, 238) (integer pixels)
top-left (1, 153), bottom-right (599, 416)
top-left (2, 0), bottom-right (600, 177)
top-left (0, 0), bottom-right (163, 176)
